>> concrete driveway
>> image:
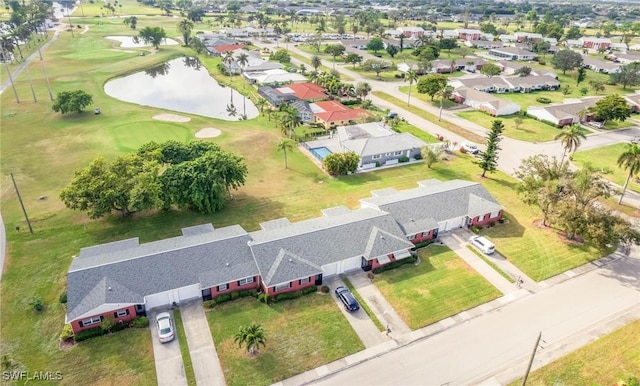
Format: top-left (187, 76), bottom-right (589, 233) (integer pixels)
top-left (326, 277), bottom-right (387, 348)
top-left (149, 310), bottom-right (188, 386)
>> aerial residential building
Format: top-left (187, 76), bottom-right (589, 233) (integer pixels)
top-left (488, 47), bottom-right (537, 61)
top-left (451, 87), bottom-right (521, 116)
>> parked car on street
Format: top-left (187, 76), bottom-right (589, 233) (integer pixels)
top-left (155, 312), bottom-right (175, 343)
top-left (469, 236), bottom-right (495, 255)
top-left (335, 286), bottom-right (360, 312)
top-left (461, 142), bottom-right (479, 154)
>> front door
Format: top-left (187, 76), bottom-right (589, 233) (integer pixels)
top-left (314, 274), bottom-right (323, 285)
top-left (361, 256), bottom-right (372, 271)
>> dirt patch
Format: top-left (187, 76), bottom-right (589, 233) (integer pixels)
top-left (195, 127), bottom-right (222, 138)
top-left (152, 113), bottom-right (191, 122)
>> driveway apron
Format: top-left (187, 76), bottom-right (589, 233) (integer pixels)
top-left (326, 277), bottom-right (387, 348)
top-left (149, 310), bottom-right (188, 386)
top-left (180, 301), bottom-right (226, 386)
top-left (348, 271), bottom-right (412, 336)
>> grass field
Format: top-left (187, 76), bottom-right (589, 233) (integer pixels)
top-left (374, 246), bottom-right (502, 330)
top-left (394, 122), bottom-right (440, 143)
top-left (0, 13), bottom-right (616, 384)
top-left (465, 245), bottom-right (515, 283)
top-left (511, 319), bottom-right (640, 386)
top-left (572, 143), bottom-right (640, 194)
top-left (173, 310), bottom-right (197, 386)
top-left (456, 111), bottom-right (569, 142)
top-left (206, 295), bottom-right (364, 386)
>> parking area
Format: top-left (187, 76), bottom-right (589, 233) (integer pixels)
top-left (325, 277), bottom-right (387, 348)
top-left (149, 310), bottom-right (188, 386)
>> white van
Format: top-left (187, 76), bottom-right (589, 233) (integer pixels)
top-left (469, 236), bottom-right (495, 255)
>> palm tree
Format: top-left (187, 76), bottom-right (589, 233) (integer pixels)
top-left (233, 323), bottom-right (267, 356)
top-left (255, 98), bottom-right (266, 115)
top-left (356, 82), bottom-right (371, 101)
top-left (223, 51), bottom-right (235, 80)
top-left (555, 124), bottom-right (587, 165)
top-left (311, 55), bottom-right (322, 71)
top-left (177, 19), bottom-right (194, 47)
top-left (236, 52), bottom-right (249, 73)
top-left (617, 143), bottom-right (640, 204)
top-left (308, 70), bottom-right (320, 83)
top-left (436, 85), bottom-right (453, 121)
top-left (277, 138), bottom-right (296, 169)
top-left (404, 69), bottom-right (418, 107)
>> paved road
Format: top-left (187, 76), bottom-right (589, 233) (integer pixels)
top-left (180, 302), bottom-right (226, 386)
top-left (149, 310), bottom-right (188, 386)
top-left (311, 253), bottom-right (640, 385)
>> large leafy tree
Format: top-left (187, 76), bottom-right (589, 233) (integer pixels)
top-left (52, 90), bottom-right (93, 114)
top-left (345, 53), bottom-right (362, 68)
top-left (609, 62), bottom-right (640, 89)
top-left (233, 324), bottom-right (267, 356)
top-left (555, 124), bottom-right (586, 165)
top-left (480, 63), bottom-right (501, 78)
top-left (362, 59), bottom-right (392, 78)
top-left (123, 16), bottom-right (138, 30)
top-left (551, 49), bottom-right (583, 75)
top-left (324, 44), bottom-right (345, 70)
top-left (617, 143), bottom-right (640, 204)
top-left (416, 74), bottom-right (447, 101)
top-left (177, 19), bottom-right (194, 46)
top-left (366, 37), bottom-right (384, 53)
top-left (138, 26), bottom-right (167, 49)
top-left (323, 152), bottom-right (359, 175)
top-left (479, 120), bottom-right (504, 177)
top-left (590, 94), bottom-right (632, 126)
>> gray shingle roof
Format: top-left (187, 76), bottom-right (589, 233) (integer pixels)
top-left (249, 208), bottom-right (413, 286)
top-left (360, 180), bottom-right (503, 235)
top-left (342, 133), bottom-right (427, 157)
top-left (67, 225), bottom-right (257, 321)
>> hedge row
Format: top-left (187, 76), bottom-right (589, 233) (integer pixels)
top-left (273, 286), bottom-right (318, 302)
top-left (204, 289), bottom-right (259, 308)
top-left (372, 256), bottom-right (417, 274)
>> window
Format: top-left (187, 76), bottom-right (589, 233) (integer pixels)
top-left (409, 234), bottom-right (416, 240)
top-left (237, 276), bottom-right (255, 286)
top-left (81, 316), bottom-right (102, 327)
top-left (274, 282), bottom-right (291, 292)
top-left (372, 154), bottom-right (381, 160)
top-left (385, 153), bottom-right (392, 156)
top-left (394, 151), bottom-right (403, 156)
top-left (114, 309), bottom-right (129, 318)
top-left (217, 283), bottom-right (229, 292)
top-left (422, 231), bottom-right (430, 237)
top-left (299, 277), bottom-right (310, 285)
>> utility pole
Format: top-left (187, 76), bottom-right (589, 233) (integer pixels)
top-left (37, 45), bottom-right (54, 101)
top-left (25, 63), bottom-right (37, 102)
top-left (2, 52), bottom-right (20, 103)
top-left (68, 6), bottom-right (74, 38)
top-left (9, 173), bottom-right (33, 234)
top-left (522, 331), bottom-right (542, 386)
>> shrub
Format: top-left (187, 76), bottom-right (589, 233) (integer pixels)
top-left (239, 289), bottom-right (258, 298)
top-left (59, 292), bottom-right (67, 304)
top-left (269, 49), bottom-right (291, 63)
top-left (536, 97), bottom-right (552, 104)
top-left (459, 147), bottom-right (467, 154)
top-left (488, 221), bottom-right (496, 228)
top-left (411, 240), bottom-right (435, 249)
top-left (414, 152), bottom-right (423, 160)
top-left (214, 293), bottom-right (232, 304)
top-left (258, 293), bottom-right (271, 304)
top-left (320, 285), bottom-right (330, 293)
top-left (372, 256), bottom-right (417, 274)
top-left (74, 328), bottom-right (103, 342)
top-left (302, 285), bottom-right (317, 295)
top-left (111, 321), bottom-right (128, 332)
top-left (274, 290), bottom-right (302, 302)
top-left (230, 291), bottom-right (240, 300)
top-left (203, 300), bottom-right (217, 309)
top-left (398, 156), bottom-right (410, 163)
top-left (471, 226), bottom-right (480, 234)
top-left (29, 297), bottom-right (44, 312)
top-left (341, 99), bottom-right (360, 106)
top-left (131, 316), bottom-right (149, 328)
top-left (59, 324), bottom-right (74, 341)
top-left (366, 272), bottom-right (375, 280)
top-left (101, 316), bottom-right (116, 332)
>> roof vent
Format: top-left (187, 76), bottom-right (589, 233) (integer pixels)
top-left (108, 287), bottom-right (112, 291)
top-left (226, 263), bottom-right (230, 267)
top-left (380, 235), bottom-right (385, 240)
top-left (289, 258), bottom-right (293, 262)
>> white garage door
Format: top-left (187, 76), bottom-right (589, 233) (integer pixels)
top-left (322, 262), bottom-right (339, 277)
top-left (144, 284), bottom-right (201, 310)
top-left (439, 216), bottom-right (466, 232)
top-left (340, 256), bottom-right (361, 273)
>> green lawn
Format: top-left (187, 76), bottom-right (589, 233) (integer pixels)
top-left (456, 110), bottom-right (567, 142)
top-left (342, 277), bottom-right (385, 332)
top-left (572, 143), bottom-right (640, 194)
top-left (398, 85), bottom-right (460, 108)
top-left (465, 245), bottom-right (515, 283)
top-left (207, 295), bottom-right (364, 386)
top-left (602, 120), bottom-right (636, 130)
top-left (173, 310), bottom-right (197, 386)
top-left (374, 246), bottom-right (502, 329)
top-left (511, 319), bottom-right (640, 386)
top-left (393, 122), bottom-right (440, 143)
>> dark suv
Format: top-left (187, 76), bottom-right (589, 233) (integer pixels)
top-left (335, 286), bottom-right (360, 312)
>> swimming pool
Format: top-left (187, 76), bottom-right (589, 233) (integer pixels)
top-left (310, 147), bottom-right (332, 160)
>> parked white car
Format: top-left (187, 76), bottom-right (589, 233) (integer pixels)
top-left (156, 312), bottom-right (175, 343)
top-left (461, 142), bottom-right (479, 154)
top-left (470, 236), bottom-right (495, 255)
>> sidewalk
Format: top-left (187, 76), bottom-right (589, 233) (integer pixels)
top-left (180, 301), bottom-right (226, 386)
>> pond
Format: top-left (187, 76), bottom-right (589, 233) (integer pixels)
top-left (104, 57), bottom-right (258, 121)
top-left (105, 36), bottom-right (179, 48)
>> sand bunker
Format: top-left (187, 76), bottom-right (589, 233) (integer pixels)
top-left (195, 128), bottom-right (222, 138)
top-left (153, 113), bottom-right (191, 122)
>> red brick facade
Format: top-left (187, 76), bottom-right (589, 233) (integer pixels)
top-left (409, 229), bottom-right (436, 244)
top-left (211, 276), bottom-right (261, 298)
top-left (264, 276), bottom-right (316, 296)
top-left (71, 305), bottom-right (137, 334)
top-left (470, 210), bottom-right (503, 226)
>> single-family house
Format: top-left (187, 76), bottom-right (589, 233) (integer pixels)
top-left (624, 94), bottom-right (640, 113)
top-left (498, 34), bottom-right (516, 43)
top-left (336, 122), bottom-right (428, 169)
top-left (488, 47), bottom-right (537, 61)
top-left (289, 100), bottom-right (315, 122)
top-left (209, 43), bottom-right (246, 57)
top-left (580, 37), bottom-right (611, 50)
top-left (565, 39), bottom-right (582, 48)
top-left (396, 26), bottom-right (426, 39)
top-left (249, 207), bottom-right (415, 291)
top-left (504, 75), bottom-right (560, 92)
top-left (451, 87), bottom-right (521, 116)
top-left (243, 69), bottom-right (307, 84)
top-left (455, 29), bottom-right (482, 41)
top-left (527, 97), bottom-right (600, 127)
top-left (514, 32), bottom-right (542, 43)
top-left (257, 86), bottom-right (298, 107)
top-left (448, 77), bottom-right (511, 93)
top-left (614, 52), bottom-right (640, 65)
top-left (274, 83), bottom-right (327, 101)
top-left (360, 179), bottom-right (504, 242)
top-left (610, 42), bottom-right (627, 51)
top-left (581, 56), bottom-right (621, 74)
top-left (224, 50), bottom-right (284, 75)
top-left (441, 29), bottom-right (459, 39)
top-left (430, 58), bottom-right (487, 74)
top-left (310, 100), bottom-right (372, 129)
